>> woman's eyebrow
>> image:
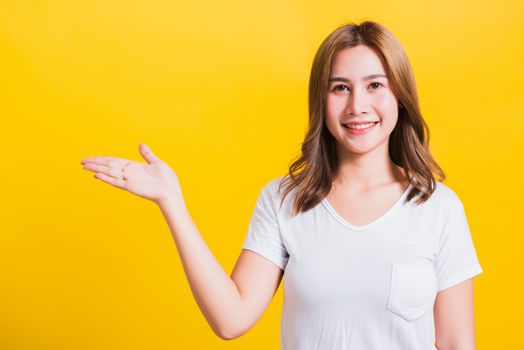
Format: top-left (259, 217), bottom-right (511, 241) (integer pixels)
top-left (328, 74), bottom-right (387, 83)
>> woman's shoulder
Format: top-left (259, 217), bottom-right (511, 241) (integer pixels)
top-left (258, 175), bottom-right (298, 212)
top-left (263, 176), bottom-right (284, 190)
top-left (435, 180), bottom-right (463, 202)
top-left (259, 176), bottom-right (288, 201)
top-left (420, 179), bottom-right (465, 216)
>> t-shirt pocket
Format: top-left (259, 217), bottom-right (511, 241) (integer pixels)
top-left (387, 262), bottom-right (438, 322)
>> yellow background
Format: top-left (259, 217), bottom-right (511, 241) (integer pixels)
top-left (1, 1), bottom-right (522, 349)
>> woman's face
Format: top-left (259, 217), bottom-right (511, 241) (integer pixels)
top-left (325, 45), bottom-right (399, 157)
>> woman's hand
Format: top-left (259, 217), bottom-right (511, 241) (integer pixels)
top-left (80, 143), bottom-right (183, 205)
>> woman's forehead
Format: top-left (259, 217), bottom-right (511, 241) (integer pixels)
top-left (330, 46), bottom-right (387, 79)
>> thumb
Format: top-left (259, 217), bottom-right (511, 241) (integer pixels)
top-left (139, 143), bottom-right (160, 164)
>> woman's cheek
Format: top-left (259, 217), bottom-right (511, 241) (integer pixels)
top-left (331, 95), bottom-right (349, 113)
top-left (373, 91), bottom-right (398, 112)
top-left (326, 95), bottom-right (343, 119)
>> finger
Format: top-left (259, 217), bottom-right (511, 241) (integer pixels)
top-left (83, 163), bottom-right (125, 179)
top-left (94, 172), bottom-right (127, 190)
top-left (80, 156), bottom-right (113, 165)
top-left (83, 163), bottom-right (108, 173)
top-left (139, 143), bottom-right (160, 164)
top-left (81, 156), bottom-right (131, 166)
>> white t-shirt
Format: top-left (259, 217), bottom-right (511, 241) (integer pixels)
top-left (241, 176), bottom-right (483, 350)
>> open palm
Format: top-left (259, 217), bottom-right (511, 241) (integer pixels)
top-left (81, 143), bottom-right (181, 204)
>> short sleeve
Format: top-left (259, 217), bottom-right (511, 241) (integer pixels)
top-left (434, 201), bottom-right (483, 292)
top-left (241, 181), bottom-right (289, 271)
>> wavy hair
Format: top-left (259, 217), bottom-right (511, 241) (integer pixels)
top-left (277, 20), bottom-right (445, 216)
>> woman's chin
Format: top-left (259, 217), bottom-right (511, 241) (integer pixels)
top-left (339, 139), bottom-right (387, 156)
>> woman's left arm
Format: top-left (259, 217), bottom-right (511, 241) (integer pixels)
top-left (434, 278), bottom-right (477, 350)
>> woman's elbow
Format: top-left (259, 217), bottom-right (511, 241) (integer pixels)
top-left (215, 321), bottom-right (251, 341)
top-left (435, 339), bottom-right (476, 350)
top-left (216, 326), bottom-right (246, 341)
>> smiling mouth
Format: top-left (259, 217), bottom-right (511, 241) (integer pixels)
top-left (342, 121), bottom-right (379, 130)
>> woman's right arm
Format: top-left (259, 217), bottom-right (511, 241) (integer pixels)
top-left (157, 195), bottom-right (284, 339)
top-left (81, 143), bottom-right (284, 340)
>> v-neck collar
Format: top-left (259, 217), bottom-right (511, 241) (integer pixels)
top-left (321, 178), bottom-right (414, 231)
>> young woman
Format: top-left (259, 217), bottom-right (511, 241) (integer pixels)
top-left (81, 20), bottom-right (483, 349)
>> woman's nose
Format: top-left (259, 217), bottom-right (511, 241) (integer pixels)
top-left (345, 88), bottom-right (370, 115)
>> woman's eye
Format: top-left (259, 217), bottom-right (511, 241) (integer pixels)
top-left (331, 83), bottom-right (382, 92)
top-left (333, 85), bottom-right (349, 92)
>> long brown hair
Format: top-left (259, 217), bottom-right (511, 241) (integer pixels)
top-left (278, 20), bottom-right (445, 216)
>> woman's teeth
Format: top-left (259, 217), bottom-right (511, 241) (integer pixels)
top-left (344, 122), bottom-right (378, 129)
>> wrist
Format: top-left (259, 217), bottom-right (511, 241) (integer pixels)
top-left (156, 189), bottom-right (185, 208)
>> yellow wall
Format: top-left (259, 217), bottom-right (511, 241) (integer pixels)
top-left (1, 1), bottom-right (522, 349)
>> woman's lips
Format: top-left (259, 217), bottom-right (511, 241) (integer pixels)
top-left (342, 121), bottom-right (379, 135)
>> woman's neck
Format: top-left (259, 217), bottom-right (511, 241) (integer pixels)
top-left (334, 145), bottom-right (408, 191)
